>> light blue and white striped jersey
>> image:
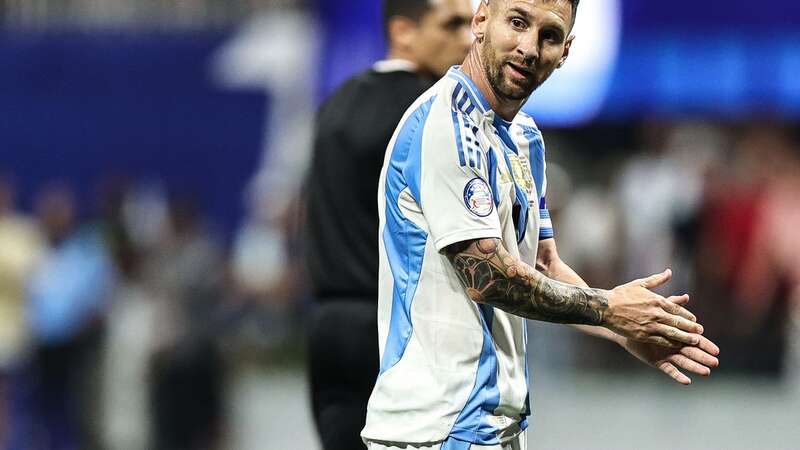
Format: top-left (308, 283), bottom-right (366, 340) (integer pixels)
top-left (362, 66), bottom-right (554, 447)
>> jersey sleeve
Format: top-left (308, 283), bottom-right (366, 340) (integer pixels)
top-left (537, 137), bottom-right (554, 240)
top-left (539, 194), bottom-right (554, 240)
top-left (418, 104), bottom-right (501, 252)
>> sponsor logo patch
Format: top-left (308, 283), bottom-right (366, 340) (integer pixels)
top-left (463, 177), bottom-right (493, 217)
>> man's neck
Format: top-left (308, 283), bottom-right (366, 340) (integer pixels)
top-left (460, 45), bottom-right (526, 122)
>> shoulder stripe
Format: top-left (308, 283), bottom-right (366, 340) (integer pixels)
top-left (451, 87), bottom-right (468, 167)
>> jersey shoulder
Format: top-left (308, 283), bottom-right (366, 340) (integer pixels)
top-left (513, 110), bottom-right (541, 134)
top-left (511, 110), bottom-right (546, 152)
top-left (394, 76), bottom-right (463, 140)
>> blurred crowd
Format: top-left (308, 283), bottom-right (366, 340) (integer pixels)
top-left (0, 175), bottom-right (306, 450)
top-left (543, 121), bottom-right (800, 379)
top-left (1, 121), bottom-right (799, 449)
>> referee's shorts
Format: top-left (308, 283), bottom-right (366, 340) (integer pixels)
top-left (365, 430), bottom-right (528, 450)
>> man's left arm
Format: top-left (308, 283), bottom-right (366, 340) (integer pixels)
top-left (535, 238), bottom-right (720, 385)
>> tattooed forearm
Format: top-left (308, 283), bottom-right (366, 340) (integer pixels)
top-left (445, 238), bottom-right (609, 326)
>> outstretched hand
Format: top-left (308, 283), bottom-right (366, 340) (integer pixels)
top-left (620, 294), bottom-right (720, 385)
top-left (604, 269), bottom-right (704, 348)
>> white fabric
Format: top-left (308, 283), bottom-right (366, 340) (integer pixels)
top-left (373, 59), bottom-right (419, 73)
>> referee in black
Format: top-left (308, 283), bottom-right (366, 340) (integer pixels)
top-left (304, 0), bottom-right (473, 449)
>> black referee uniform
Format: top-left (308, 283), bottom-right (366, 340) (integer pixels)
top-left (305, 62), bottom-right (433, 450)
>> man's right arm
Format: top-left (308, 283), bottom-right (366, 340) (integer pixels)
top-left (444, 238), bottom-right (703, 347)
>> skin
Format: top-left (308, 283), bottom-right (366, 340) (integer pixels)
top-left (464, 0), bottom-right (574, 120)
top-left (444, 0), bottom-right (721, 384)
top-left (536, 238), bottom-right (720, 385)
top-left (386, 0), bottom-right (474, 78)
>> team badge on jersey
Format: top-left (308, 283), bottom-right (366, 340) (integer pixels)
top-left (507, 153), bottom-right (535, 197)
top-left (463, 177), bottom-right (493, 217)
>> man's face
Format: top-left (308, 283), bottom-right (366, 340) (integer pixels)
top-left (411, 0), bottom-right (474, 78)
top-left (478, 0), bottom-right (574, 100)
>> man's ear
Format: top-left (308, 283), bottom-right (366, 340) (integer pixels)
top-left (472, 1), bottom-right (489, 43)
top-left (557, 35), bottom-right (574, 68)
top-left (387, 16), bottom-right (418, 51)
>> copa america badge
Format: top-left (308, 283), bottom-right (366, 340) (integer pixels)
top-left (463, 178), bottom-right (493, 217)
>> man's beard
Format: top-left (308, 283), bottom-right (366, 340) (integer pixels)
top-left (481, 34), bottom-right (539, 101)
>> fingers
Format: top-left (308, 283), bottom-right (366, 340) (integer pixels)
top-left (661, 297), bottom-right (695, 321)
top-left (680, 346), bottom-right (720, 369)
top-left (666, 294), bottom-right (690, 306)
top-left (640, 335), bottom-right (683, 349)
top-left (657, 311), bottom-right (703, 334)
top-left (694, 335), bottom-right (721, 356)
top-left (652, 324), bottom-right (702, 346)
top-left (657, 361), bottom-right (691, 385)
top-left (667, 354), bottom-right (711, 376)
top-left (658, 315), bottom-right (705, 336)
top-left (639, 269), bottom-right (672, 289)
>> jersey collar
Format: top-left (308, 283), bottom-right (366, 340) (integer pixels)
top-left (446, 66), bottom-right (492, 115)
top-left (372, 59), bottom-right (418, 73)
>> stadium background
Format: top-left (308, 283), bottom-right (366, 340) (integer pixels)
top-left (0, 0), bottom-right (798, 449)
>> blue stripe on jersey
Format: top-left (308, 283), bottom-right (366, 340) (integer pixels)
top-left (379, 96), bottom-right (436, 375)
top-left (447, 68), bottom-right (490, 113)
top-left (457, 89), bottom-right (469, 110)
top-left (487, 149), bottom-right (501, 206)
top-left (451, 87), bottom-right (468, 167)
top-left (495, 120), bottom-right (529, 244)
top-left (448, 303), bottom-right (501, 445)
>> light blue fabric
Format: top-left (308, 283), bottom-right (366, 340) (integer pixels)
top-left (379, 97), bottom-right (436, 375)
top-left (26, 227), bottom-right (115, 344)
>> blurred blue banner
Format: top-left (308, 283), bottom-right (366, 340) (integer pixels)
top-left (316, 0), bottom-right (800, 124)
top-left (0, 32), bottom-right (266, 233)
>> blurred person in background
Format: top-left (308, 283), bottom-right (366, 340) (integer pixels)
top-left (215, 1), bottom-right (317, 355)
top-left (145, 196), bottom-right (226, 450)
top-left (9, 182), bottom-right (115, 450)
top-left (98, 180), bottom-right (158, 450)
top-left (0, 176), bottom-right (44, 440)
top-left (693, 125), bottom-right (799, 375)
top-left (304, 0), bottom-right (473, 448)
top-left (691, 126), bottom-right (780, 374)
top-left (616, 123), bottom-right (723, 295)
top-left (733, 126), bottom-right (800, 381)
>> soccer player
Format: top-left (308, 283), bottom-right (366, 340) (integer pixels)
top-left (305, 1), bottom-right (473, 449)
top-left (362, 1), bottom-right (721, 449)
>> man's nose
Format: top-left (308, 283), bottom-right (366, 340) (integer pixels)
top-left (516, 31), bottom-right (540, 63)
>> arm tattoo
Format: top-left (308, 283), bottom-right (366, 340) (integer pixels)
top-left (445, 239), bottom-right (609, 326)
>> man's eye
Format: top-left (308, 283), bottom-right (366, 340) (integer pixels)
top-left (511, 18), bottom-right (526, 29)
top-left (542, 31), bottom-right (561, 43)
